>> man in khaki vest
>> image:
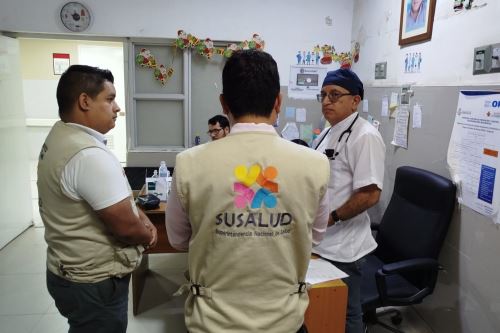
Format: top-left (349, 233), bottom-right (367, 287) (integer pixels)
top-left (37, 65), bottom-right (157, 333)
top-left (166, 50), bottom-right (331, 333)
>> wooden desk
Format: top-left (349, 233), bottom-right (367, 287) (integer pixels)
top-left (133, 203), bottom-right (347, 333)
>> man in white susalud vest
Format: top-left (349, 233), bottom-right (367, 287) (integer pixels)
top-left (166, 50), bottom-right (331, 333)
top-left (38, 65), bottom-right (157, 333)
top-left (313, 68), bottom-right (386, 333)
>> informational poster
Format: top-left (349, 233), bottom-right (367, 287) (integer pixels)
top-left (296, 108), bottom-right (307, 122)
top-left (288, 66), bottom-right (327, 100)
top-left (281, 122), bottom-right (300, 141)
top-left (300, 123), bottom-right (313, 144)
top-left (381, 96), bottom-right (389, 117)
top-left (447, 91), bottom-right (500, 223)
top-left (53, 53), bottom-right (70, 75)
top-left (285, 107), bottom-right (295, 119)
top-left (412, 104), bottom-right (422, 128)
top-left (362, 99), bottom-right (369, 113)
top-left (391, 105), bottom-right (409, 149)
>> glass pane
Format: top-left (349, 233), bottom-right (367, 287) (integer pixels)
top-left (136, 100), bottom-right (184, 147)
top-left (191, 52), bottom-right (225, 144)
top-left (134, 44), bottom-right (183, 94)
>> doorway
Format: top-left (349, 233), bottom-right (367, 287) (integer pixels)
top-left (18, 37), bottom-right (127, 227)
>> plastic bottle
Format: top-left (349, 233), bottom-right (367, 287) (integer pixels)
top-left (159, 161), bottom-right (169, 178)
top-left (157, 161), bottom-right (170, 202)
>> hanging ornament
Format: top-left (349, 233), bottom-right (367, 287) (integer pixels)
top-left (154, 64), bottom-right (174, 85)
top-left (351, 41), bottom-right (360, 63)
top-left (135, 48), bottom-right (157, 68)
top-left (320, 44), bottom-right (333, 64)
top-left (175, 30), bottom-right (190, 49)
top-left (224, 43), bottom-right (239, 58)
top-left (196, 38), bottom-right (214, 59)
top-left (249, 34), bottom-right (265, 50)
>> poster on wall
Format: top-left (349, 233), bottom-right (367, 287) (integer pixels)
top-left (288, 66), bottom-right (327, 100)
top-left (447, 91), bottom-right (500, 224)
top-left (53, 53), bottom-right (70, 75)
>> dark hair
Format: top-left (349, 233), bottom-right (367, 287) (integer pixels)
top-left (208, 114), bottom-right (230, 129)
top-left (222, 50), bottom-right (280, 119)
top-left (291, 139), bottom-right (309, 147)
top-left (56, 65), bottom-right (114, 118)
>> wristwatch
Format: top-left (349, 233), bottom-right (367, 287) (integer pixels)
top-left (331, 210), bottom-right (341, 225)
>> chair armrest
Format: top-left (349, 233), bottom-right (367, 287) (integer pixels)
top-left (381, 258), bottom-right (439, 274)
top-left (375, 258), bottom-right (440, 306)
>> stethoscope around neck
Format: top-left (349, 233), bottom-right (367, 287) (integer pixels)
top-left (314, 113), bottom-right (359, 160)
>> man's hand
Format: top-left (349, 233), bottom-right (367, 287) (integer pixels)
top-left (144, 220), bottom-right (158, 248)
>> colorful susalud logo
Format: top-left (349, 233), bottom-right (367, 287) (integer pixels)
top-left (233, 164), bottom-right (278, 209)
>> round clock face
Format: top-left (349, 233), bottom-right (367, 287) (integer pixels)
top-left (60, 2), bottom-right (91, 32)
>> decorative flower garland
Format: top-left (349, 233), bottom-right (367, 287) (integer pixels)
top-left (175, 30), bottom-right (265, 59)
top-left (136, 30), bottom-right (266, 85)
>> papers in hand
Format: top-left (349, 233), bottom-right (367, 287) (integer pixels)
top-left (306, 257), bottom-right (348, 285)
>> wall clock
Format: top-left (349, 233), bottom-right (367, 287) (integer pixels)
top-left (60, 2), bottom-right (92, 32)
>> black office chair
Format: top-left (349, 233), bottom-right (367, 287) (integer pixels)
top-left (361, 166), bottom-right (456, 333)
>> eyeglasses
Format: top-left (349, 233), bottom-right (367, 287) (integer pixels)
top-left (316, 91), bottom-right (353, 103)
top-left (207, 128), bottom-right (223, 135)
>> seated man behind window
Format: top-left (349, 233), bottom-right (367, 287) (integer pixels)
top-left (207, 114), bottom-right (230, 141)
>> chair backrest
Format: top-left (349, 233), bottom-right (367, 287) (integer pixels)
top-left (375, 166), bottom-right (456, 264)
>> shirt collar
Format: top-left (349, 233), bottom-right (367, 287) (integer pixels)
top-left (332, 112), bottom-right (358, 131)
top-left (66, 122), bottom-right (108, 145)
top-left (229, 122), bottom-right (277, 134)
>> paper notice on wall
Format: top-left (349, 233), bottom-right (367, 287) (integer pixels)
top-left (381, 96), bottom-right (389, 117)
top-left (288, 66), bottom-right (327, 100)
top-left (412, 104), bottom-right (422, 128)
top-left (285, 107), bottom-right (296, 119)
top-left (296, 108), bottom-right (307, 122)
top-left (390, 92), bottom-right (399, 109)
top-left (447, 91), bottom-right (500, 223)
top-left (300, 123), bottom-right (313, 144)
top-left (281, 122), bottom-right (300, 140)
top-left (391, 105), bottom-right (409, 149)
top-left (362, 99), bottom-right (369, 113)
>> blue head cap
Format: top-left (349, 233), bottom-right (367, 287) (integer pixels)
top-left (322, 68), bottom-right (364, 100)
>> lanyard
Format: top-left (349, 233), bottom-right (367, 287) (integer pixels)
top-left (314, 114), bottom-right (359, 160)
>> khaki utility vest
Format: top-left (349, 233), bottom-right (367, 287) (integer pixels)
top-left (174, 130), bottom-right (330, 333)
top-left (38, 121), bottom-right (142, 283)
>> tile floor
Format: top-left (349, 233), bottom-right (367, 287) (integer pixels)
top-left (0, 227), bottom-right (434, 333)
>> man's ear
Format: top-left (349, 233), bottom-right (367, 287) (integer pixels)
top-left (78, 93), bottom-right (91, 111)
top-left (219, 94), bottom-right (230, 115)
top-left (352, 95), bottom-right (361, 110)
top-left (273, 93), bottom-right (282, 114)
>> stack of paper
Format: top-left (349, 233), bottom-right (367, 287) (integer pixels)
top-left (306, 258), bottom-right (348, 285)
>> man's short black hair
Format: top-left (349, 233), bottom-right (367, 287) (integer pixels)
top-left (222, 50), bottom-right (280, 119)
top-left (56, 65), bottom-right (114, 118)
top-left (208, 115), bottom-right (230, 129)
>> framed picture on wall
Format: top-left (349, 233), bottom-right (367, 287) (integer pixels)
top-left (399, 0), bottom-right (436, 46)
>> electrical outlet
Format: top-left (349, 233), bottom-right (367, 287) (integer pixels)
top-left (473, 45), bottom-right (491, 75)
top-left (491, 43), bottom-right (500, 73)
top-left (375, 62), bottom-right (387, 79)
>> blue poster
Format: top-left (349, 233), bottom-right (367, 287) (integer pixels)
top-left (478, 165), bottom-right (496, 204)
